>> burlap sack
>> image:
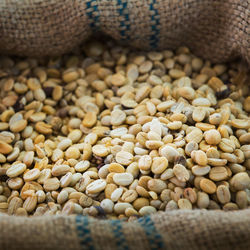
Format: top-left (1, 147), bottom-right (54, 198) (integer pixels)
top-left (0, 1), bottom-right (250, 250)
top-left (1, 209), bottom-right (250, 250)
top-left (0, 0), bottom-right (249, 63)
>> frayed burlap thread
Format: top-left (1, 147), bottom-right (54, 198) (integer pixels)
top-left (0, 0), bottom-right (249, 63)
top-left (1, 210), bottom-right (250, 250)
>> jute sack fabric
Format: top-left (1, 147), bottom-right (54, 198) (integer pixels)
top-left (1, 209), bottom-right (250, 250)
top-left (0, 1), bottom-right (250, 250)
top-left (0, 0), bottom-right (249, 63)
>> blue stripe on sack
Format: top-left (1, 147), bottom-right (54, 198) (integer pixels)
top-left (117, 0), bottom-right (130, 40)
top-left (137, 216), bottom-right (164, 250)
top-left (86, 0), bottom-right (100, 29)
top-left (76, 215), bottom-right (95, 250)
top-left (110, 219), bottom-right (129, 250)
top-left (149, 0), bottom-right (160, 48)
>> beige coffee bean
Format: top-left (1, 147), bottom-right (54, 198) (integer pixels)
top-left (111, 188), bottom-right (123, 202)
top-left (10, 119), bottom-right (27, 133)
top-left (204, 129), bottom-right (221, 145)
top-left (151, 157), bottom-right (168, 174)
top-left (82, 112), bottom-right (97, 128)
top-left (219, 138), bottom-right (235, 153)
top-left (23, 169), bottom-right (41, 182)
top-left (6, 163), bottom-right (27, 178)
top-left (192, 165), bottom-right (211, 176)
top-left (160, 145), bottom-right (179, 162)
top-left (114, 202), bottom-right (133, 214)
top-left (35, 122), bottom-right (52, 134)
top-left (178, 198), bottom-right (192, 210)
top-left (186, 128), bottom-right (203, 143)
top-left (209, 167), bottom-right (228, 181)
top-left (44, 178), bottom-right (60, 191)
top-left (231, 119), bottom-right (250, 129)
top-left (8, 197), bottom-right (23, 215)
top-left (0, 140), bottom-right (13, 155)
top-left (139, 206), bottom-right (157, 216)
top-left (75, 161), bottom-right (90, 173)
top-left (216, 185), bottom-right (231, 204)
top-left (57, 190), bottom-right (69, 204)
top-left (235, 190), bottom-right (248, 209)
top-left (147, 179), bottom-right (167, 193)
top-left (200, 178), bottom-right (217, 194)
top-left (92, 144), bottom-right (109, 157)
top-left (108, 163), bottom-right (125, 173)
top-left (138, 155), bottom-right (152, 171)
top-left (183, 188), bottom-right (197, 204)
top-left (173, 164), bottom-right (190, 182)
top-left (115, 151), bottom-right (133, 165)
top-left (23, 195), bottom-right (38, 213)
top-left (65, 146), bottom-right (80, 159)
top-left (86, 179), bottom-right (107, 194)
top-left (121, 190), bottom-right (138, 203)
top-left (230, 172), bottom-right (250, 191)
top-left (113, 173), bottom-right (134, 186)
top-left (191, 150), bottom-right (208, 166)
top-left (110, 110), bottom-right (126, 126)
top-left (111, 73), bottom-right (127, 86)
top-left (197, 192), bottom-right (209, 209)
top-left (52, 165), bottom-right (70, 176)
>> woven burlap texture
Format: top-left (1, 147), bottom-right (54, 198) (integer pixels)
top-left (1, 210), bottom-right (250, 250)
top-left (0, 0), bottom-right (249, 63)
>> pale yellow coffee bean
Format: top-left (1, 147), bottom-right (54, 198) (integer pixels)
top-left (74, 161), bottom-right (90, 173)
top-left (23, 195), bottom-right (37, 213)
top-left (62, 68), bottom-right (79, 83)
top-left (111, 188), bottom-right (123, 202)
top-left (6, 163), bottom-right (27, 178)
top-left (35, 122), bottom-right (52, 134)
top-left (138, 155), bottom-right (152, 171)
top-left (110, 109), bottom-right (126, 126)
top-left (173, 164), bottom-right (190, 182)
top-left (191, 150), bottom-right (208, 166)
top-left (151, 157), bottom-right (168, 174)
top-left (167, 121), bottom-right (182, 130)
top-left (86, 179), bottom-right (107, 194)
top-left (178, 87), bottom-right (195, 100)
top-left (192, 165), bottom-right (211, 176)
top-left (192, 107), bottom-right (206, 122)
top-left (200, 178), bottom-right (217, 194)
top-left (231, 119), bottom-right (250, 129)
top-left (216, 185), bottom-right (231, 204)
top-left (0, 140), bottom-right (13, 155)
top-left (178, 198), bottom-right (192, 210)
top-left (108, 163), bottom-right (125, 173)
top-left (68, 129), bottom-right (82, 143)
top-left (197, 192), bottom-right (209, 209)
top-left (10, 119), bottom-right (27, 133)
top-left (82, 112), bottom-right (97, 128)
top-left (115, 151), bottom-right (133, 165)
top-left (160, 145), bottom-right (179, 162)
top-left (23, 169), bottom-right (41, 182)
top-left (65, 146), bottom-right (80, 160)
top-left (204, 129), bottom-right (221, 145)
top-left (113, 173), bottom-right (134, 186)
top-left (145, 140), bottom-right (164, 149)
top-left (186, 128), bottom-right (203, 143)
top-left (111, 73), bottom-right (127, 86)
top-left (52, 165), bottom-right (70, 176)
top-left (209, 167), bottom-right (228, 181)
top-left (44, 178), bottom-right (60, 191)
top-left (147, 179), bottom-right (167, 193)
top-left (92, 144), bottom-right (110, 157)
top-left (230, 172), bottom-right (250, 191)
top-left (139, 206), bottom-right (157, 216)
